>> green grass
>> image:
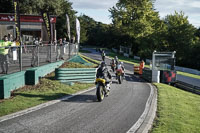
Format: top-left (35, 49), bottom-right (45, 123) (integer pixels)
top-left (0, 62), bottom-right (95, 117)
top-left (151, 83), bottom-right (200, 133)
top-left (79, 53), bottom-right (100, 65)
top-left (0, 79), bottom-right (94, 117)
top-left (60, 62), bottom-right (96, 68)
top-left (79, 49), bottom-right (92, 53)
top-left (107, 52), bottom-right (150, 68)
top-left (177, 71), bottom-right (200, 80)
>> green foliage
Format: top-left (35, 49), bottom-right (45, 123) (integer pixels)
top-left (1, 0), bottom-right (200, 69)
top-left (78, 14), bottom-right (111, 47)
top-left (109, 0), bottom-right (160, 38)
top-left (0, 0), bottom-right (76, 40)
top-left (108, 0), bottom-right (163, 58)
top-left (78, 14), bottom-right (97, 44)
top-left (163, 11), bottom-right (198, 66)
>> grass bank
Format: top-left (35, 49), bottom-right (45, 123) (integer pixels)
top-left (0, 62), bottom-right (95, 117)
top-left (79, 53), bottom-right (100, 65)
top-left (177, 71), bottom-right (200, 80)
top-left (107, 52), bottom-right (150, 68)
top-left (151, 83), bottom-right (200, 133)
top-left (79, 49), bottom-right (91, 53)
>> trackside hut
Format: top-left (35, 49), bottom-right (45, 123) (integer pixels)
top-left (0, 13), bottom-right (56, 43)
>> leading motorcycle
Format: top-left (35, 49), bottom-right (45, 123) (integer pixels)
top-left (95, 78), bottom-right (111, 102)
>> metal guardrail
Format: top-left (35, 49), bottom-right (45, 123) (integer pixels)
top-left (175, 80), bottom-right (200, 95)
top-left (0, 43), bottom-right (79, 76)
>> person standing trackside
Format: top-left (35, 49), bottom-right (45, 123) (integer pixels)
top-left (71, 36), bottom-right (75, 44)
top-left (61, 38), bottom-right (67, 60)
top-left (56, 38), bottom-right (62, 61)
top-left (101, 50), bottom-right (106, 61)
top-left (31, 37), bottom-right (39, 67)
top-left (0, 35), bottom-right (14, 74)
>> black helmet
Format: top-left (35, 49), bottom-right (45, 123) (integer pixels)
top-left (100, 61), bottom-right (106, 67)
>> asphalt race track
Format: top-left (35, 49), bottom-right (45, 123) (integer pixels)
top-left (0, 48), bottom-right (152, 133)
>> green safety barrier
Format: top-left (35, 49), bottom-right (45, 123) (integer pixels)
top-left (142, 69), bottom-right (152, 82)
top-left (55, 68), bottom-right (97, 83)
top-left (0, 71), bottom-right (25, 99)
top-left (0, 56), bottom-right (93, 99)
top-left (26, 61), bottom-right (64, 85)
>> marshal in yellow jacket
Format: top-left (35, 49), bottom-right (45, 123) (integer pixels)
top-left (0, 40), bottom-right (15, 55)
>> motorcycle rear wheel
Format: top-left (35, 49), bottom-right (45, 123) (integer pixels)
top-left (97, 86), bottom-right (104, 102)
top-left (118, 75), bottom-right (122, 84)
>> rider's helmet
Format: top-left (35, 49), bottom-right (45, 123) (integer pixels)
top-left (120, 62), bottom-right (123, 65)
top-left (100, 61), bottom-right (106, 68)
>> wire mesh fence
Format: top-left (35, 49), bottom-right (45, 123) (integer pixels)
top-left (0, 43), bottom-right (79, 76)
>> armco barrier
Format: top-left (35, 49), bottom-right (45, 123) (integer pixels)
top-left (55, 68), bottom-right (97, 83)
top-left (26, 61), bottom-right (64, 85)
top-left (175, 66), bottom-right (200, 75)
top-left (134, 66), bottom-right (140, 74)
top-left (0, 71), bottom-right (25, 99)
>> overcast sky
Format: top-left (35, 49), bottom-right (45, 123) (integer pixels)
top-left (69, 0), bottom-right (200, 28)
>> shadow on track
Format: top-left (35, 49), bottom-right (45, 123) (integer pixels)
top-left (63, 94), bottom-right (98, 103)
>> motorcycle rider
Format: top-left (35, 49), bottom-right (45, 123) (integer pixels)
top-left (116, 61), bottom-right (125, 78)
top-left (101, 50), bottom-right (106, 61)
top-left (96, 61), bottom-right (112, 94)
top-left (110, 58), bottom-right (116, 72)
top-left (114, 56), bottom-right (119, 67)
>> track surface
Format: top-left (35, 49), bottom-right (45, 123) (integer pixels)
top-left (0, 49), bottom-right (151, 133)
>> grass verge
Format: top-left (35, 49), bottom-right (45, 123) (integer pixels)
top-left (0, 62), bottom-right (95, 117)
top-left (79, 53), bottom-right (100, 65)
top-left (79, 49), bottom-right (91, 53)
top-left (177, 71), bottom-right (200, 80)
top-left (151, 83), bottom-right (200, 133)
top-left (107, 52), bottom-right (150, 68)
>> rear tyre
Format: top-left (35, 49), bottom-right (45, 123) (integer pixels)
top-left (118, 76), bottom-right (121, 84)
top-left (97, 86), bottom-right (104, 102)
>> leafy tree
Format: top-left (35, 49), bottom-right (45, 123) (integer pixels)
top-left (109, 0), bottom-right (159, 38)
top-left (78, 14), bottom-right (97, 44)
top-left (109, 0), bottom-right (162, 58)
top-left (163, 11), bottom-right (198, 66)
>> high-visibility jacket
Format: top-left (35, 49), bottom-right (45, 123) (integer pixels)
top-left (0, 40), bottom-right (14, 55)
top-left (139, 61), bottom-right (145, 75)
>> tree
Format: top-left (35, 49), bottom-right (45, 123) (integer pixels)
top-left (109, 0), bottom-right (162, 57)
top-left (78, 14), bottom-right (97, 44)
top-left (163, 11), bottom-right (198, 66)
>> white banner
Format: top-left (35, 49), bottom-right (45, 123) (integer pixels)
top-left (66, 14), bottom-right (71, 41)
top-left (76, 18), bottom-right (80, 44)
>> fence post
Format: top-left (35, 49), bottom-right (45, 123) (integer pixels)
top-left (19, 41), bottom-right (22, 71)
top-left (37, 45), bottom-right (39, 67)
top-left (69, 43), bottom-right (71, 59)
top-left (50, 43), bottom-right (52, 62)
